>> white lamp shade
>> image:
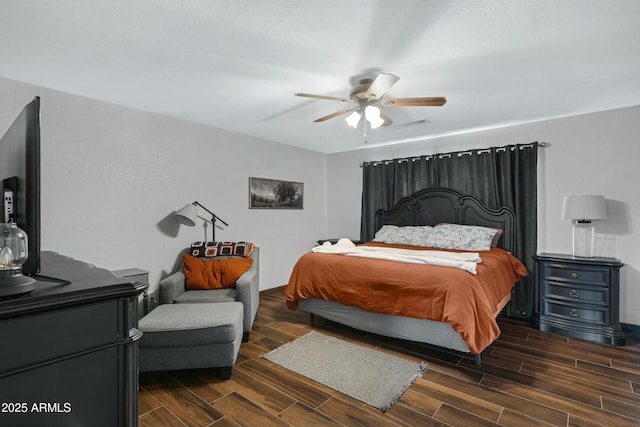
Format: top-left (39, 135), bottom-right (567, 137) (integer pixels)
top-left (364, 105), bottom-right (384, 129)
top-left (174, 203), bottom-right (197, 226)
top-left (561, 195), bottom-right (607, 221)
top-left (345, 111), bottom-right (361, 128)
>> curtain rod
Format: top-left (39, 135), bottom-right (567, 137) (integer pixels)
top-left (360, 141), bottom-right (548, 167)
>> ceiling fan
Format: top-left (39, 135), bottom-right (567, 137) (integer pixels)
top-left (295, 73), bottom-right (446, 140)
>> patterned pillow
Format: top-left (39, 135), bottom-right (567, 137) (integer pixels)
top-left (189, 241), bottom-right (254, 257)
top-left (373, 225), bottom-right (433, 246)
top-left (424, 224), bottom-right (497, 251)
top-left (436, 223), bottom-right (503, 247)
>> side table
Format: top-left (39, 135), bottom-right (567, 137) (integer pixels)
top-left (531, 253), bottom-right (625, 345)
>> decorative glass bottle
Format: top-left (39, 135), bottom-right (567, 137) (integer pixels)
top-left (0, 222), bottom-right (36, 295)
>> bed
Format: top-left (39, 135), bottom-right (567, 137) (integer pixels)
top-left (284, 187), bottom-right (528, 364)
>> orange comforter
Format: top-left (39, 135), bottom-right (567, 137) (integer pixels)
top-left (285, 243), bottom-right (527, 353)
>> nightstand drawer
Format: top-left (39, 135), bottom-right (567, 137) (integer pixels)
top-left (545, 265), bottom-right (607, 286)
top-left (543, 299), bottom-right (608, 326)
top-left (545, 283), bottom-right (608, 305)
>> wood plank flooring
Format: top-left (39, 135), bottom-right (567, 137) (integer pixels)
top-left (139, 288), bottom-right (640, 426)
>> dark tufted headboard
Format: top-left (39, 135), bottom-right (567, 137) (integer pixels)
top-left (374, 187), bottom-right (516, 253)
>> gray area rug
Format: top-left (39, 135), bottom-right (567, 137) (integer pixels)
top-left (261, 330), bottom-right (427, 412)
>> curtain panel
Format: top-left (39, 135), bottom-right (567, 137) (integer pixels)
top-left (360, 142), bottom-right (538, 317)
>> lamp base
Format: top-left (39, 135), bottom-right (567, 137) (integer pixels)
top-left (572, 220), bottom-right (596, 257)
top-left (0, 272), bottom-right (37, 297)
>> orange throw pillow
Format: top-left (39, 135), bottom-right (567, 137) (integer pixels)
top-left (214, 257), bottom-right (254, 288)
top-left (183, 254), bottom-right (254, 290)
top-left (183, 254), bottom-right (222, 289)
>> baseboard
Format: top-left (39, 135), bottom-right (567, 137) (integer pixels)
top-left (260, 285), bottom-right (286, 297)
top-left (621, 322), bottom-right (640, 338)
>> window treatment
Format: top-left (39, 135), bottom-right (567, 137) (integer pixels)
top-left (360, 142), bottom-right (538, 318)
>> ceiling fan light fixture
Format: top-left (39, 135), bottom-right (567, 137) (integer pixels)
top-left (345, 110), bottom-right (361, 128)
top-left (368, 116), bottom-right (384, 130)
top-left (296, 72), bottom-right (446, 138)
top-left (365, 105), bottom-right (384, 129)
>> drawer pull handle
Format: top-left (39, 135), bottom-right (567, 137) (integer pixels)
top-left (570, 309), bottom-right (579, 317)
top-left (569, 290), bottom-right (579, 298)
top-left (571, 272), bottom-right (578, 279)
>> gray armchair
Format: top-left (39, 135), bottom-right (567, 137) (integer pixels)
top-left (158, 247), bottom-right (259, 341)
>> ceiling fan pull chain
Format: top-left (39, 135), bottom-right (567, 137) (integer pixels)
top-left (362, 117), bottom-right (368, 143)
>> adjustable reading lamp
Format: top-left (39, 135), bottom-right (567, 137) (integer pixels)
top-left (174, 201), bottom-right (229, 241)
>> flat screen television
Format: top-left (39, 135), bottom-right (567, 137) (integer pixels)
top-left (0, 96), bottom-right (41, 276)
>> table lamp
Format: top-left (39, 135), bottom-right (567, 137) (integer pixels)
top-left (561, 195), bottom-right (607, 257)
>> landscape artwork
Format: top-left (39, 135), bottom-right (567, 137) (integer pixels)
top-left (249, 177), bottom-right (303, 209)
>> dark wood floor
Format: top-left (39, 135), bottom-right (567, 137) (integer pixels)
top-left (139, 288), bottom-right (640, 426)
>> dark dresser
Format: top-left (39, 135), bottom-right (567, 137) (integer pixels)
top-left (0, 251), bottom-right (148, 426)
top-left (531, 252), bottom-right (625, 345)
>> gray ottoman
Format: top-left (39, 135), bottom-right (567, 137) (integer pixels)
top-left (138, 302), bottom-right (243, 379)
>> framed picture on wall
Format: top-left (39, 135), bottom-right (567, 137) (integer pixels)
top-left (249, 177), bottom-right (303, 209)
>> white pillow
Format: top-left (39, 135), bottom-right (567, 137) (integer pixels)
top-left (373, 225), bottom-right (433, 246)
top-left (424, 224), bottom-right (497, 251)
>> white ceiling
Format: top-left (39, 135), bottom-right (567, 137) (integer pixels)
top-left (2, 0), bottom-right (640, 154)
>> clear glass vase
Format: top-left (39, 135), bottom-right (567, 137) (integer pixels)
top-left (0, 222), bottom-right (29, 272)
top-left (0, 222), bottom-right (36, 295)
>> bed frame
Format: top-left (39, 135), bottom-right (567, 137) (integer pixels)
top-left (298, 187), bottom-right (517, 365)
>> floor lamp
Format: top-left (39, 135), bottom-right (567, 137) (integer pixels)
top-left (174, 201), bottom-right (229, 241)
top-left (561, 195), bottom-right (607, 257)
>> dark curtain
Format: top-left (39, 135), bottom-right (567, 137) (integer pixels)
top-left (360, 143), bottom-right (538, 318)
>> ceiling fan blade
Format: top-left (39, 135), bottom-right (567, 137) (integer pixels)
top-left (295, 93), bottom-right (354, 103)
top-left (364, 73), bottom-right (399, 100)
top-left (313, 108), bottom-right (355, 122)
top-left (384, 97), bottom-right (447, 107)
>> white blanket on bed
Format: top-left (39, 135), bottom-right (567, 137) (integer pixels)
top-left (312, 238), bottom-right (481, 274)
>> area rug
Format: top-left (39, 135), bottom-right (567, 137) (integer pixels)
top-left (261, 330), bottom-right (427, 412)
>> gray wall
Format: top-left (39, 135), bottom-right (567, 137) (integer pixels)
top-left (0, 76), bottom-right (327, 293)
top-left (3, 74), bottom-right (638, 327)
top-left (326, 106), bottom-right (640, 325)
